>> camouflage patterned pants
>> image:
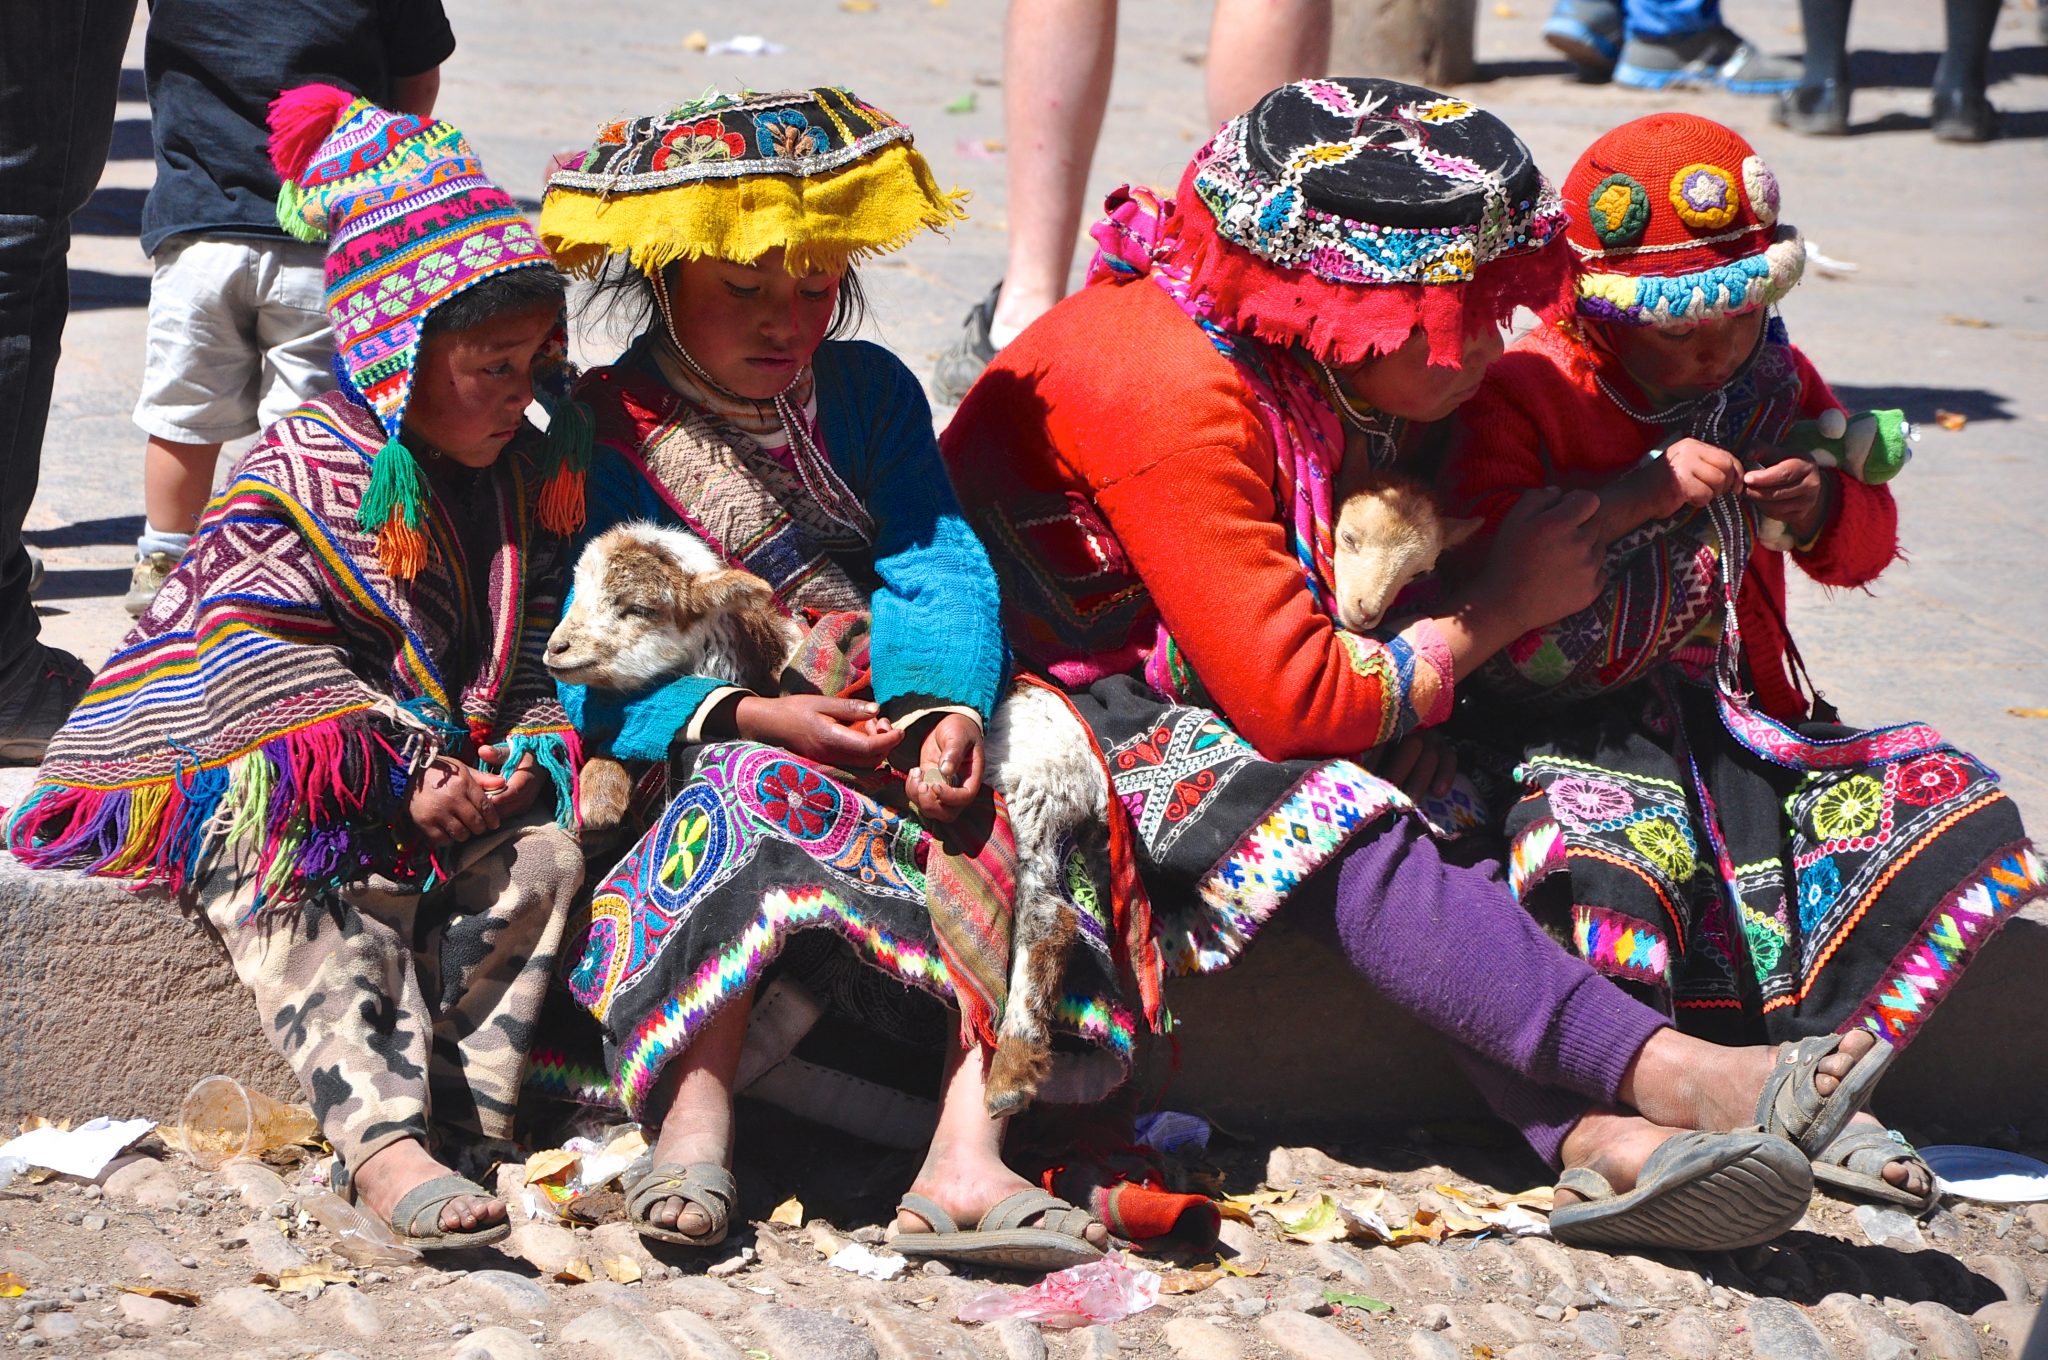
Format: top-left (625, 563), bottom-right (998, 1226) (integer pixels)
top-left (198, 811), bottom-right (583, 1169)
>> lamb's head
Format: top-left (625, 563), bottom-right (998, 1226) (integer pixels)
top-left (545, 523), bottom-right (798, 693)
top-left (1331, 473), bottom-right (1481, 633)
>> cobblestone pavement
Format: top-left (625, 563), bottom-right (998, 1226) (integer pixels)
top-left (2, 1135), bottom-right (2045, 1360)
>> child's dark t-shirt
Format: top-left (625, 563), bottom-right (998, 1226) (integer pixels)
top-left (140, 0), bottom-right (455, 255)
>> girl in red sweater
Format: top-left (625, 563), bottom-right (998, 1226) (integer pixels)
top-left (945, 80), bottom-right (1907, 1253)
top-left (1447, 113), bottom-right (2044, 1216)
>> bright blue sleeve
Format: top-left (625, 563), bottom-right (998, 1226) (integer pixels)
top-left (554, 444), bottom-right (731, 760)
top-left (817, 343), bottom-right (1009, 722)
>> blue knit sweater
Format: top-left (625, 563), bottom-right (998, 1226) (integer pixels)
top-left (558, 339), bottom-right (1008, 762)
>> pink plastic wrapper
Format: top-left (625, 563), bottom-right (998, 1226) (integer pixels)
top-left (955, 1255), bottom-right (1162, 1329)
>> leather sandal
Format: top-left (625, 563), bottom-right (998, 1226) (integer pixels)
top-left (1813, 1123), bottom-right (1940, 1215)
top-left (893, 1189), bottom-right (1104, 1273)
top-left (1550, 1129), bottom-right (1812, 1252)
top-left (1754, 1032), bottom-right (1897, 1157)
top-left (625, 1161), bottom-right (737, 1247)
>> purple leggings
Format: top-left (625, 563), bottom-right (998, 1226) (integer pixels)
top-left (1292, 822), bottom-right (1671, 1165)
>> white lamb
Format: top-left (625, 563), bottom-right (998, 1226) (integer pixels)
top-left (545, 521), bottom-right (1110, 1117)
top-left (1330, 465), bottom-right (1481, 633)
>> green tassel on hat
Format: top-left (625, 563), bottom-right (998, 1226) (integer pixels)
top-left (357, 437), bottom-right (429, 579)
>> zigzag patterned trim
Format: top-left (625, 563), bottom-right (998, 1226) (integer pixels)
top-left (523, 1050), bottom-right (621, 1109)
top-left (1850, 843), bottom-right (2045, 1048)
top-left (1572, 903), bottom-right (1673, 989)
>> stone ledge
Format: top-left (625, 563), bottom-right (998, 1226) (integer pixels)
top-left (7, 828), bottom-right (2044, 1138)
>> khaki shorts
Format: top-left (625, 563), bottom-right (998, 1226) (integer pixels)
top-left (132, 234), bottom-right (335, 445)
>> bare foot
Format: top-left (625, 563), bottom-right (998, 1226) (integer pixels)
top-left (350, 1139), bottom-right (502, 1237)
top-left (895, 1137), bottom-right (1109, 1250)
top-left (1624, 1027), bottom-right (1881, 1134)
top-left (1551, 1108), bottom-right (1691, 1209)
top-left (1843, 1111), bottom-right (1932, 1197)
top-left (641, 1122), bottom-right (730, 1240)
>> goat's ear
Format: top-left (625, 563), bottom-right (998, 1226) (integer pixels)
top-left (1440, 516), bottom-right (1484, 549)
top-left (694, 569), bottom-right (776, 615)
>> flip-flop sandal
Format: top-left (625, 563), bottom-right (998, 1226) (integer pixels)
top-left (1754, 1032), bottom-right (1897, 1157)
top-left (1812, 1124), bottom-right (1940, 1215)
top-left (1549, 1129), bottom-right (1813, 1252)
top-left (384, 1174), bottom-right (513, 1252)
top-left (893, 1189), bottom-right (1104, 1273)
top-left (625, 1161), bottom-right (736, 1247)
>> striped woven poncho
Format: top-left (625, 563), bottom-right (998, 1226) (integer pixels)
top-left (5, 391), bottom-right (580, 906)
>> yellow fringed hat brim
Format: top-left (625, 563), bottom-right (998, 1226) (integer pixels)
top-left (541, 141), bottom-right (967, 278)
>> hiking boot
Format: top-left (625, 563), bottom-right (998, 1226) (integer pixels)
top-left (1613, 27), bottom-right (1802, 94)
top-left (931, 282), bottom-right (1002, 408)
top-left (1774, 80), bottom-right (1852, 136)
top-left (1931, 86), bottom-right (1998, 143)
top-left (124, 549), bottom-right (178, 617)
top-left (1543, 0), bottom-right (1624, 80)
top-left (0, 643), bottom-right (94, 765)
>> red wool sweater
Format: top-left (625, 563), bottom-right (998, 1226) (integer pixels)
top-left (940, 279), bottom-right (1453, 761)
top-left (1445, 321), bottom-right (1899, 723)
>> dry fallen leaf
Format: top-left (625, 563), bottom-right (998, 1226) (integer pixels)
top-left (1274, 1194), bottom-right (1351, 1244)
top-left (18, 1116), bottom-right (69, 1134)
top-left (118, 1285), bottom-right (200, 1306)
top-left (1158, 1265), bottom-right (1226, 1295)
top-left (768, 1196), bottom-right (804, 1227)
top-left (684, 30), bottom-right (709, 51)
top-left (1942, 314), bottom-right (1995, 329)
top-left (841, 0), bottom-right (878, 10)
top-left (1934, 409), bottom-right (1968, 431)
top-left (553, 1258), bottom-right (595, 1284)
top-left (254, 1265), bottom-right (354, 1294)
top-left (603, 1256), bottom-right (643, 1285)
top-left (0, 1273), bottom-right (26, 1299)
top-left (2007, 707), bottom-right (2048, 719)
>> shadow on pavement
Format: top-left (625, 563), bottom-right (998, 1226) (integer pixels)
top-left (108, 116), bottom-right (153, 162)
top-left (1851, 42), bottom-right (2048, 90)
top-left (1845, 105), bottom-right (2048, 141)
top-left (1829, 384), bottom-right (2014, 425)
top-left (68, 269), bottom-right (150, 310)
top-left (25, 517), bottom-right (146, 550)
top-left (31, 567), bottom-right (130, 602)
top-left (73, 185), bottom-right (145, 237)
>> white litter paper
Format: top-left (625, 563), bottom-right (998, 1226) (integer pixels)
top-left (0, 1118), bottom-right (156, 1180)
top-left (707, 34), bottom-right (785, 56)
top-left (828, 1242), bottom-right (909, 1281)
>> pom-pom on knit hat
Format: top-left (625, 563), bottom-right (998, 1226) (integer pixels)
top-left (266, 83), bottom-right (581, 579)
top-left (1166, 77), bottom-right (1574, 367)
top-left (539, 86), bottom-right (965, 277)
top-left (1563, 111), bottom-right (1804, 327)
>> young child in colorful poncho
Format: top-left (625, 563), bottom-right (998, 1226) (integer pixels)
top-left (1444, 112), bottom-right (2046, 1217)
top-left (5, 86), bottom-right (590, 1250)
top-left (537, 88), bottom-right (1132, 1269)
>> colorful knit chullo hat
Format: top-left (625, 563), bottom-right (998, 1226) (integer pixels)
top-left (266, 84), bottom-right (578, 578)
top-left (1563, 112), bottom-right (1804, 327)
top-left (539, 86), bottom-right (965, 276)
top-left (1166, 77), bottom-right (1574, 367)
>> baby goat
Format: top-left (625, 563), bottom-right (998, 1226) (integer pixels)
top-left (545, 521), bottom-right (1109, 1117)
top-left (1331, 466), bottom-right (1480, 634)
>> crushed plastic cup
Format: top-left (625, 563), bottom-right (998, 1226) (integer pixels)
top-left (298, 1188), bottom-right (421, 1266)
top-left (1134, 1111), bottom-right (1211, 1157)
top-left (176, 1076), bottom-right (320, 1171)
top-left (956, 1255), bottom-right (1162, 1328)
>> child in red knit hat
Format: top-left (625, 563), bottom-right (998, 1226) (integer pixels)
top-left (1444, 111), bottom-right (2044, 1219)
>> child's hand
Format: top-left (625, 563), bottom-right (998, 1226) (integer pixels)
top-left (473, 745), bottom-right (546, 820)
top-left (1483, 487), bottom-right (1607, 629)
top-left (1743, 448), bottom-right (1833, 544)
top-left (1660, 438), bottom-right (1745, 513)
top-left (734, 694), bottom-right (903, 768)
top-left (1370, 729), bottom-right (1457, 801)
top-left (904, 713), bottom-right (984, 824)
top-left (407, 756), bottom-right (506, 846)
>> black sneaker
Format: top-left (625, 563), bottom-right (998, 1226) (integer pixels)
top-left (0, 643), bottom-right (95, 765)
top-left (1774, 81), bottom-right (1852, 136)
top-left (931, 282), bottom-right (1002, 408)
top-left (1931, 86), bottom-right (1998, 143)
top-left (1613, 26), bottom-right (1801, 94)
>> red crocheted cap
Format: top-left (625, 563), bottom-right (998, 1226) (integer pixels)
top-left (1170, 158), bottom-right (1576, 367)
top-left (1563, 112), bottom-right (1804, 326)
